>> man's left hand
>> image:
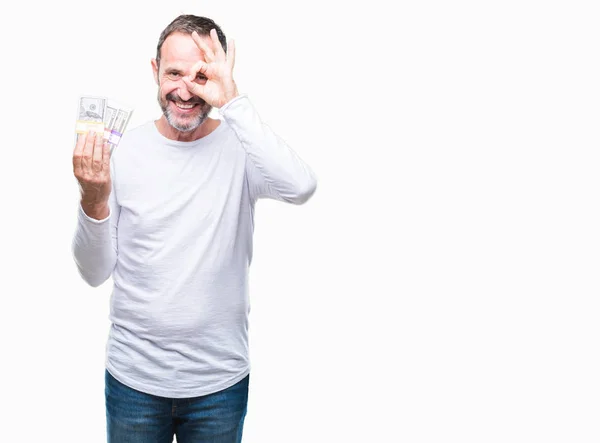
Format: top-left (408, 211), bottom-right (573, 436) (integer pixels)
top-left (183, 29), bottom-right (239, 108)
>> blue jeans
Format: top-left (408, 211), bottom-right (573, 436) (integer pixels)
top-left (105, 370), bottom-right (249, 443)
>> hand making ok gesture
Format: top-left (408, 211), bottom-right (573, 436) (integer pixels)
top-left (182, 29), bottom-right (239, 108)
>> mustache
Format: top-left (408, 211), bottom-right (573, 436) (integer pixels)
top-left (165, 93), bottom-right (205, 105)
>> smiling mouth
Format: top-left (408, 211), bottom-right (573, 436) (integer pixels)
top-left (173, 101), bottom-right (199, 110)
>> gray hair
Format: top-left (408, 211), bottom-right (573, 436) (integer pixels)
top-left (156, 15), bottom-right (227, 67)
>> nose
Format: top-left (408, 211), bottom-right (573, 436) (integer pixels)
top-left (177, 84), bottom-right (193, 101)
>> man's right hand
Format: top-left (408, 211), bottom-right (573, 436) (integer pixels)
top-left (73, 131), bottom-right (112, 220)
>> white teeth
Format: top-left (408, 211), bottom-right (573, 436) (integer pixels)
top-left (175, 102), bottom-right (195, 109)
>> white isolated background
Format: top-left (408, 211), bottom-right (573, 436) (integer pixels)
top-left (1, 0), bottom-right (599, 442)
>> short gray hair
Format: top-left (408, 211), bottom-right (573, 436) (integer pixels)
top-left (156, 15), bottom-right (227, 67)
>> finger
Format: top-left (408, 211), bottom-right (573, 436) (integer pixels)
top-left (189, 59), bottom-right (210, 81)
top-left (102, 140), bottom-right (111, 173)
top-left (82, 131), bottom-right (95, 172)
top-left (211, 28), bottom-right (226, 61)
top-left (92, 132), bottom-right (104, 172)
top-left (182, 76), bottom-right (205, 99)
top-left (227, 38), bottom-right (236, 71)
top-left (191, 31), bottom-right (215, 62)
top-left (73, 132), bottom-right (87, 174)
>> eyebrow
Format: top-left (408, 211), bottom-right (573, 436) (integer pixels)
top-left (163, 67), bottom-right (207, 78)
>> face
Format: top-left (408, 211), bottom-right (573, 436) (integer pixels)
top-left (152, 32), bottom-right (212, 133)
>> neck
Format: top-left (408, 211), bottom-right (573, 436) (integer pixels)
top-left (155, 116), bottom-right (220, 142)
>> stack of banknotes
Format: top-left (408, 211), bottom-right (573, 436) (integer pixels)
top-left (75, 96), bottom-right (133, 151)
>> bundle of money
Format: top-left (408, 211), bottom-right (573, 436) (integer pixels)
top-left (104, 100), bottom-right (134, 149)
top-left (76, 95), bottom-right (134, 151)
top-left (76, 96), bottom-right (106, 135)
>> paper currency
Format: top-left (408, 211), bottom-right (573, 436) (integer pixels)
top-left (75, 95), bottom-right (134, 151)
top-left (75, 96), bottom-right (106, 134)
top-left (103, 102), bottom-right (118, 139)
top-left (104, 100), bottom-right (133, 149)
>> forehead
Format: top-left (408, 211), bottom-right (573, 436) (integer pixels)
top-left (160, 32), bottom-right (210, 67)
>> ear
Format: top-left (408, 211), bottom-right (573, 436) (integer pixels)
top-left (151, 58), bottom-right (159, 85)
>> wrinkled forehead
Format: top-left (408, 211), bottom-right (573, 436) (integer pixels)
top-left (159, 31), bottom-right (209, 68)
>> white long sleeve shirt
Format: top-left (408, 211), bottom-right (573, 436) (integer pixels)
top-left (72, 95), bottom-right (317, 398)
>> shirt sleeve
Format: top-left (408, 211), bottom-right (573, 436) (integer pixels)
top-left (71, 160), bottom-right (120, 287)
top-left (219, 94), bottom-right (318, 204)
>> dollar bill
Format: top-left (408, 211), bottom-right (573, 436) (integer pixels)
top-left (103, 103), bottom-right (119, 140)
top-left (104, 100), bottom-right (134, 150)
top-left (76, 96), bottom-right (106, 134)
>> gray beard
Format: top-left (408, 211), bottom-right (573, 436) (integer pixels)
top-left (159, 97), bottom-right (212, 132)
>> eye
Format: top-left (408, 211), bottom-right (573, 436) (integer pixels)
top-left (196, 74), bottom-right (207, 81)
top-left (166, 72), bottom-right (181, 80)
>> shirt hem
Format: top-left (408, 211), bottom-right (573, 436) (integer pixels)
top-left (105, 363), bottom-right (251, 399)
